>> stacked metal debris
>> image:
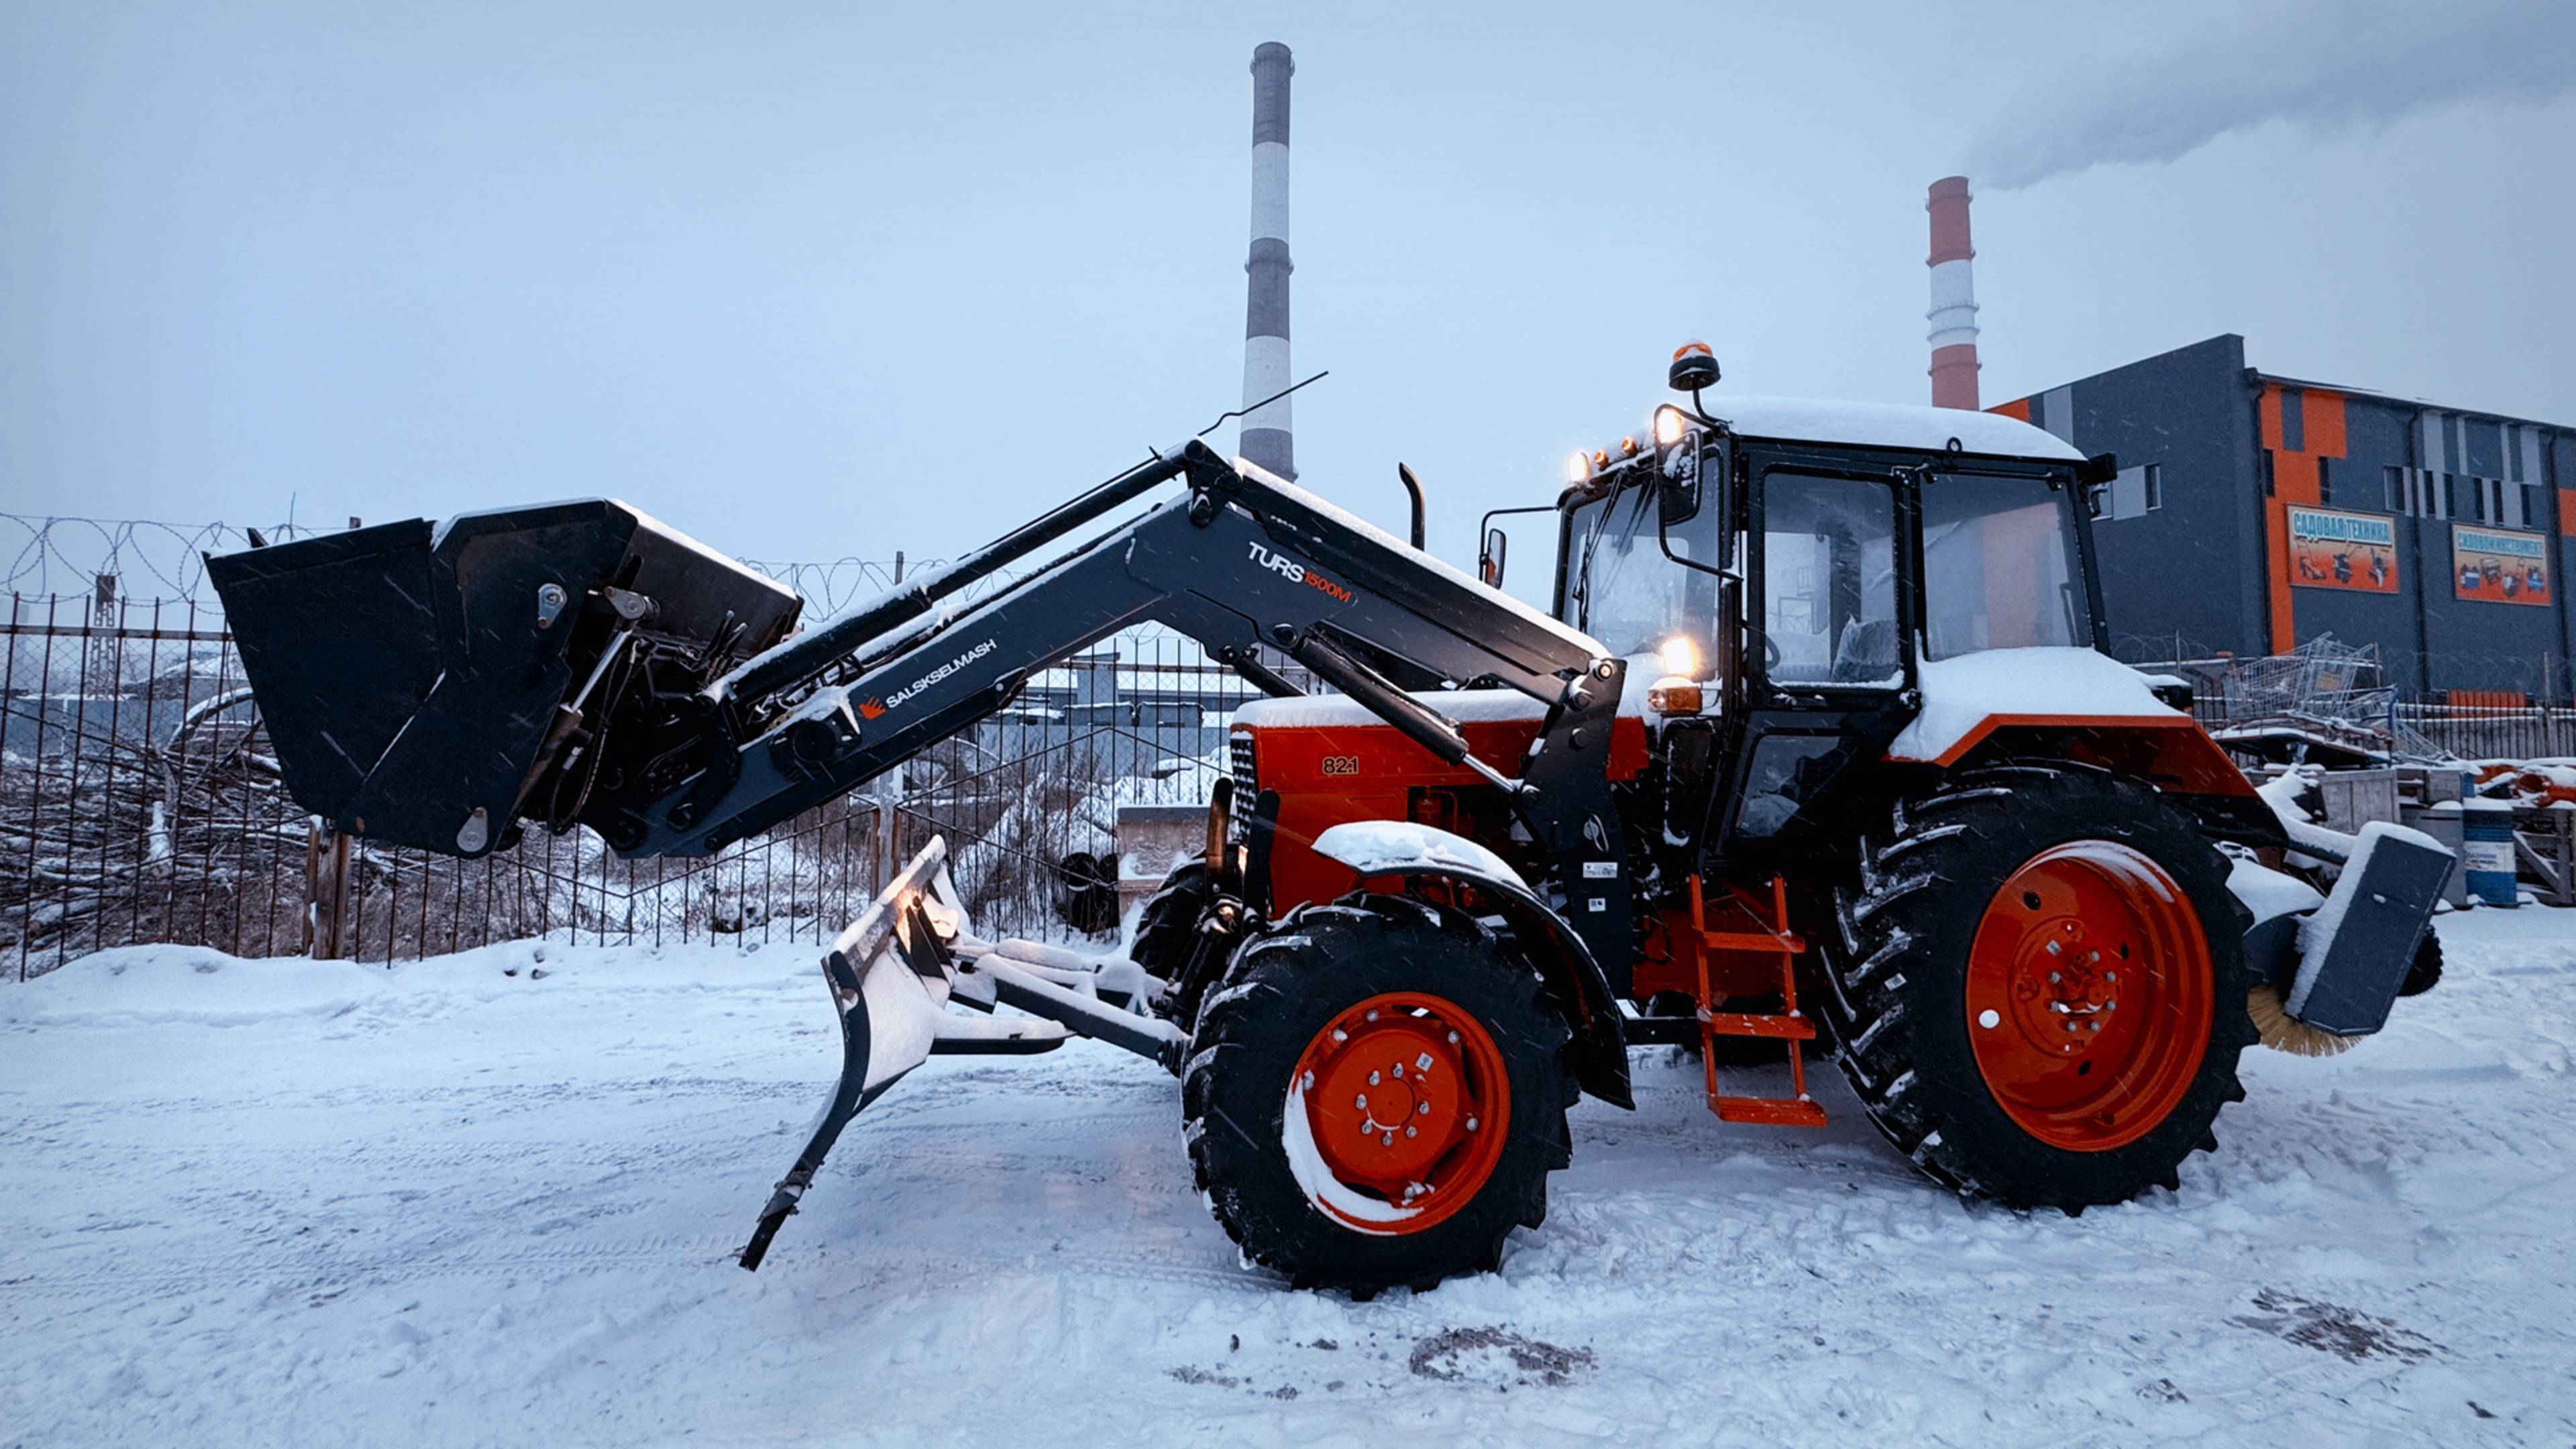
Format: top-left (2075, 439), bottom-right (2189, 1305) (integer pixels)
top-left (2210, 635), bottom-right (2452, 765)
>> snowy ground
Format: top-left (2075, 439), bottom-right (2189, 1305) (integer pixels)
top-left (4, 910), bottom-right (2573, 1448)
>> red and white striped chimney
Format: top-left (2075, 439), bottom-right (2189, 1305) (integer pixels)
top-left (1926, 176), bottom-right (1980, 411)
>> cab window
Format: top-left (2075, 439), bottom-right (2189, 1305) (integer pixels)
top-left (1560, 477), bottom-right (1723, 661)
top-left (1920, 474), bottom-right (2089, 658)
top-left (1761, 472), bottom-right (1900, 687)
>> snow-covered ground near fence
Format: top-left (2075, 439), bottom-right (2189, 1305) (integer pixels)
top-left (3, 911), bottom-right (2573, 1447)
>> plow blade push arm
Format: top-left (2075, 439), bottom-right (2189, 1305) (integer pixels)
top-left (738, 835), bottom-right (1187, 1270)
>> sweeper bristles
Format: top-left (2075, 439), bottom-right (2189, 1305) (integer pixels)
top-left (2247, 984), bottom-right (2355, 1057)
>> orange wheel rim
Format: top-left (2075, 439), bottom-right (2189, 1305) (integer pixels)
top-left (1286, 991), bottom-right (1511, 1235)
top-left (1964, 843), bottom-right (2212, 1152)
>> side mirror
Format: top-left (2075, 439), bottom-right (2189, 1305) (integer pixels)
top-left (1479, 528), bottom-right (1508, 588)
top-left (1658, 474), bottom-right (1703, 531)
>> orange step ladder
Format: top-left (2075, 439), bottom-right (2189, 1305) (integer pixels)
top-left (1687, 874), bottom-right (1827, 1128)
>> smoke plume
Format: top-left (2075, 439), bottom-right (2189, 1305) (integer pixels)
top-left (1969, 0), bottom-right (2576, 191)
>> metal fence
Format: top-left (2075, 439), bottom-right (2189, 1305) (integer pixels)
top-left (17, 578), bottom-right (2576, 981)
top-left (2, 590), bottom-right (1271, 979)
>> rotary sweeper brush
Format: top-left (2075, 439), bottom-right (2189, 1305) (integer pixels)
top-left (207, 351), bottom-right (2451, 1293)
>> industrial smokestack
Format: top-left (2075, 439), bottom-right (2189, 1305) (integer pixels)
top-left (1925, 176), bottom-right (1980, 411)
top-left (1238, 41), bottom-right (1295, 480)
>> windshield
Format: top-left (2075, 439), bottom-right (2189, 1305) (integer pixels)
top-left (1561, 476), bottom-right (1722, 661)
top-left (1921, 474), bottom-right (2090, 659)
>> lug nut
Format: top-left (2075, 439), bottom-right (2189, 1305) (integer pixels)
top-left (1355, 1093), bottom-right (1368, 1110)
top-left (1366, 1009), bottom-right (1380, 1022)
top-left (1391, 1063), bottom-right (1404, 1079)
top-left (1446, 1030), bottom-right (1460, 1044)
top-left (1466, 1117), bottom-right (1479, 1132)
top-left (1417, 1101), bottom-right (1430, 1115)
top-left (1383, 1131), bottom-right (1395, 1146)
top-left (1368, 1070), bottom-right (1381, 1085)
top-left (1404, 1125), bottom-right (1417, 1138)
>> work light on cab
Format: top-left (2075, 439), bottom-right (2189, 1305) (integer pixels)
top-left (1648, 634), bottom-right (1704, 715)
top-left (1668, 340), bottom-right (1720, 392)
top-left (1652, 404), bottom-right (1690, 449)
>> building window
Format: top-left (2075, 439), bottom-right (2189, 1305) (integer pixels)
top-left (2386, 466), bottom-right (2453, 519)
top-left (2457, 475), bottom-right (2522, 527)
top-left (2259, 449), bottom-right (2275, 497)
top-left (2455, 473), bottom-right (2501, 522)
top-left (2317, 457), bottom-right (2334, 506)
top-left (2097, 463), bottom-right (2161, 522)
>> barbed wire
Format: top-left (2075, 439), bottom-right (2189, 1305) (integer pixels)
top-left (0, 514), bottom-right (339, 603)
top-left (737, 556), bottom-right (944, 618)
top-left (0, 512), bottom-right (948, 621)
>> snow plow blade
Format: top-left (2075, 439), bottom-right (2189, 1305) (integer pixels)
top-left (203, 501), bottom-right (800, 857)
top-left (739, 837), bottom-right (972, 1271)
top-left (737, 835), bottom-right (1189, 1270)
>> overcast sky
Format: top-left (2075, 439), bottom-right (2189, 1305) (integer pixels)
top-left (4, 1), bottom-right (2571, 581)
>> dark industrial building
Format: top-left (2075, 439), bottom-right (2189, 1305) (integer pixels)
top-left (1993, 335), bottom-right (2575, 703)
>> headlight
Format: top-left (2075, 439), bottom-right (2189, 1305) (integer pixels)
top-left (1660, 635), bottom-right (1699, 678)
top-left (1566, 450), bottom-right (1593, 486)
top-left (1653, 405), bottom-right (1689, 448)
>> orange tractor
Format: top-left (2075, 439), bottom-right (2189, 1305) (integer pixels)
top-left (209, 345), bottom-right (2449, 1292)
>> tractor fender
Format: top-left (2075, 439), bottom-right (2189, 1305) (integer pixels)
top-left (1311, 822), bottom-right (1633, 1110)
top-left (2226, 855), bottom-right (2324, 994)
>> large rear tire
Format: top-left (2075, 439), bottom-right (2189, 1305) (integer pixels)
top-left (1182, 899), bottom-right (1574, 1294)
top-left (1819, 765), bottom-right (2259, 1210)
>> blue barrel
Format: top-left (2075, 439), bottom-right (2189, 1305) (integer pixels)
top-left (2461, 798), bottom-right (2518, 908)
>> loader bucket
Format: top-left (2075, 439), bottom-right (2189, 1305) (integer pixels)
top-left (205, 500), bottom-right (799, 857)
top-left (739, 835), bottom-right (971, 1271)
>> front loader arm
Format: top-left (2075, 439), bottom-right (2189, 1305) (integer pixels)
top-left (209, 437), bottom-right (1639, 973)
top-left (619, 441), bottom-right (1637, 975)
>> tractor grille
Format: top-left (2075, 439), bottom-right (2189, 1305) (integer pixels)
top-left (1228, 731), bottom-right (1258, 843)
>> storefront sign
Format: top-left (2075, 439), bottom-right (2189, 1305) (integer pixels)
top-left (2286, 506), bottom-right (2398, 592)
top-left (2453, 526), bottom-right (2552, 606)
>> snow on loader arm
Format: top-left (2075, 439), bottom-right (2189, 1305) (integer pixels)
top-left (737, 833), bottom-right (1185, 1270)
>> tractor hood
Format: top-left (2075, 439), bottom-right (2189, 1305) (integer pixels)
top-left (1887, 647), bottom-right (2186, 767)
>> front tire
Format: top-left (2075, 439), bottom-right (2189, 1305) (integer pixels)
top-left (1820, 765), bottom-right (2259, 1210)
top-left (1182, 900), bottom-right (1574, 1294)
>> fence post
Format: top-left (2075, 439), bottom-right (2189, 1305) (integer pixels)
top-left (303, 819), bottom-right (352, 960)
top-left (300, 818), bottom-right (322, 955)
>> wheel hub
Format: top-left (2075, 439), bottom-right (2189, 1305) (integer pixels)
top-left (2000, 918), bottom-right (2125, 1053)
top-left (1292, 993), bottom-right (1507, 1228)
top-left (1964, 843), bottom-right (2213, 1152)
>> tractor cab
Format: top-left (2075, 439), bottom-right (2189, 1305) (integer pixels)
top-left (1532, 343), bottom-right (2117, 869)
